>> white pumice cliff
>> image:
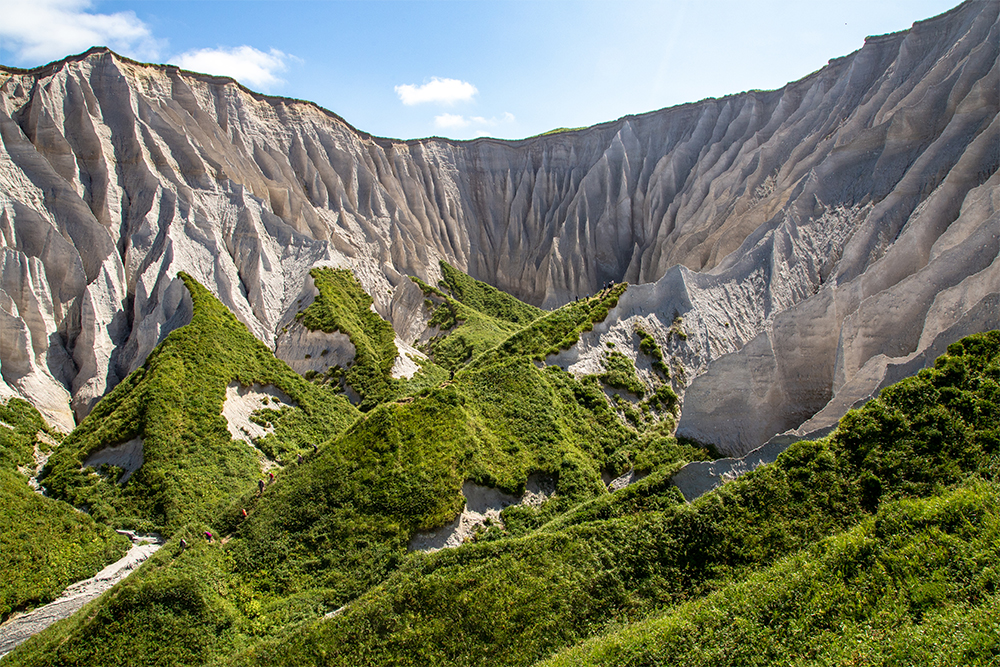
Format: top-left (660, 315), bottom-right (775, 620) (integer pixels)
top-left (0, 0), bottom-right (996, 453)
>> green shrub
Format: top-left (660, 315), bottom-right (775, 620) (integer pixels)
top-left (599, 352), bottom-right (646, 397)
top-left (40, 273), bottom-right (360, 535)
top-left (219, 331), bottom-right (1000, 667)
top-left (0, 400), bottom-right (129, 623)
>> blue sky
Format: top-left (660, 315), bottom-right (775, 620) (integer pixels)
top-left (0, 0), bottom-right (964, 140)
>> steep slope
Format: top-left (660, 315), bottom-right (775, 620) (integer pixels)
top-left (540, 483), bottom-right (1000, 667)
top-left (6, 323), bottom-right (995, 666)
top-left (204, 330), bottom-right (996, 667)
top-left (39, 273), bottom-right (359, 535)
top-left (0, 0), bottom-right (996, 454)
top-left (0, 398), bottom-right (128, 624)
top-left (2, 278), bottom-right (698, 667)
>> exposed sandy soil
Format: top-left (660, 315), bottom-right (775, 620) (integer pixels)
top-left (409, 476), bottom-right (554, 552)
top-left (390, 337), bottom-right (427, 380)
top-left (221, 383), bottom-right (296, 470)
top-left (82, 437), bottom-right (143, 484)
top-left (0, 531), bottom-right (163, 659)
top-left (602, 468), bottom-right (648, 492)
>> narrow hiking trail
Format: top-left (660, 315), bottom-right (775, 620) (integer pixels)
top-left (0, 531), bottom-right (164, 659)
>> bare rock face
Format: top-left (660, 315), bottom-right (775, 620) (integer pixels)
top-left (0, 0), bottom-right (996, 454)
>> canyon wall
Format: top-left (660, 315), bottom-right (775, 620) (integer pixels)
top-left (0, 0), bottom-right (996, 452)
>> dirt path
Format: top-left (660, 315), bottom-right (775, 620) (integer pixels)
top-left (0, 531), bottom-right (163, 659)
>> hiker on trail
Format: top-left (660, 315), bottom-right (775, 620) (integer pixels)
top-left (312, 444), bottom-right (318, 455)
top-left (258, 479), bottom-right (265, 494)
top-left (241, 508), bottom-right (248, 518)
top-left (179, 538), bottom-right (188, 550)
top-left (205, 531), bottom-right (213, 543)
top-left (297, 453), bottom-right (304, 464)
top-left (268, 471), bottom-right (274, 483)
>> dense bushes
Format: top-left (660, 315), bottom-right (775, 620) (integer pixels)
top-left (12, 260), bottom-right (995, 667)
top-left (40, 273), bottom-right (359, 536)
top-left (542, 482), bottom-right (1000, 666)
top-left (599, 351), bottom-right (646, 397)
top-left (300, 268), bottom-right (401, 408)
top-left (221, 331), bottom-right (1000, 667)
top-left (0, 400), bottom-right (128, 623)
top-left (438, 261), bottom-right (545, 325)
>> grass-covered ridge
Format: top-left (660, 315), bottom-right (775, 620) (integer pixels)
top-left (541, 481), bottom-right (1000, 666)
top-left (6, 270), bottom-right (676, 667)
top-left (0, 399), bottom-right (129, 623)
top-left (470, 282), bottom-right (627, 367)
top-left (299, 267), bottom-right (401, 408)
top-left (438, 261), bottom-right (544, 325)
top-left (40, 273), bottom-right (359, 536)
top-left (219, 330), bottom-right (999, 667)
top-left (10, 257), bottom-right (995, 667)
top-left (412, 275), bottom-right (524, 372)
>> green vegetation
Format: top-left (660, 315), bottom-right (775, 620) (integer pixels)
top-left (635, 326), bottom-right (668, 378)
top-left (7, 271), bottom-right (676, 667)
top-left (471, 283), bottom-right (627, 366)
top-left (541, 481), bottom-right (1000, 666)
top-left (214, 331), bottom-right (1000, 667)
top-left (533, 126), bottom-right (587, 137)
top-left (0, 399), bottom-right (128, 623)
top-left (413, 276), bottom-right (523, 372)
top-left (299, 268), bottom-right (400, 408)
top-left (599, 351), bottom-right (646, 397)
top-left (40, 273), bottom-right (359, 536)
top-left (438, 261), bottom-right (544, 325)
top-left (9, 253), bottom-right (996, 667)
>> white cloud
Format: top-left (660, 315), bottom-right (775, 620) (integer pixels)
top-left (396, 77), bottom-right (477, 106)
top-left (0, 0), bottom-right (161, 64)
top-left (434, 112), bottom-right (515, 132)
top-left (434, 113), bottom-right (471, 129)
top-left (171, 46), bottom-right (291, 90)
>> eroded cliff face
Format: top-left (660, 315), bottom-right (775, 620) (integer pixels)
top-left (0, 0), bottom-right (996, 449)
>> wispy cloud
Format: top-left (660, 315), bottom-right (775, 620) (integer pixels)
top-left (396, 77), bottom-right (477, 106)
top-left (434, 112), bottom-right (515, 133)
top-left (171, 46), bottom-right (292, 90)
top-left (0, 0), bottom-right (162, 64)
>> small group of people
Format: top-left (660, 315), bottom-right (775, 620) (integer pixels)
top-left (573, 280), bottom-right (616, 304)
top-left (256, 445), bottom-right (319, 495)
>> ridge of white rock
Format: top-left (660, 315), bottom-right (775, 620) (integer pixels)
top-left (0, 0), bottom-right (996, 453)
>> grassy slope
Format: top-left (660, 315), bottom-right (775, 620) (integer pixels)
top-left (412, 278), bottom-right (522, 372)
top-left (6, 272), bottom-right (680, 667)
top-left (220, 330), bottom-right (1000, 667)
top-left (299, 267), bottom-right (403, 409)
top-left (14, 268), bottom-right (993, 667)
top-left (0, 399), bottom-right (129, 622)
top-left (39, 273), bottom-right (359, 536)
top-left (438, 261), bottom-right (545, 325)
top-left (541, 482), bottom-right (1000, 666)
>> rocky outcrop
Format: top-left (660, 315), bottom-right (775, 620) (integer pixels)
top-left (0, 0), bottom-right (996, 453)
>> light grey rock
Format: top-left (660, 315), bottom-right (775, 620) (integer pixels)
top-left (0, 0), bottom-right (995, 455)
